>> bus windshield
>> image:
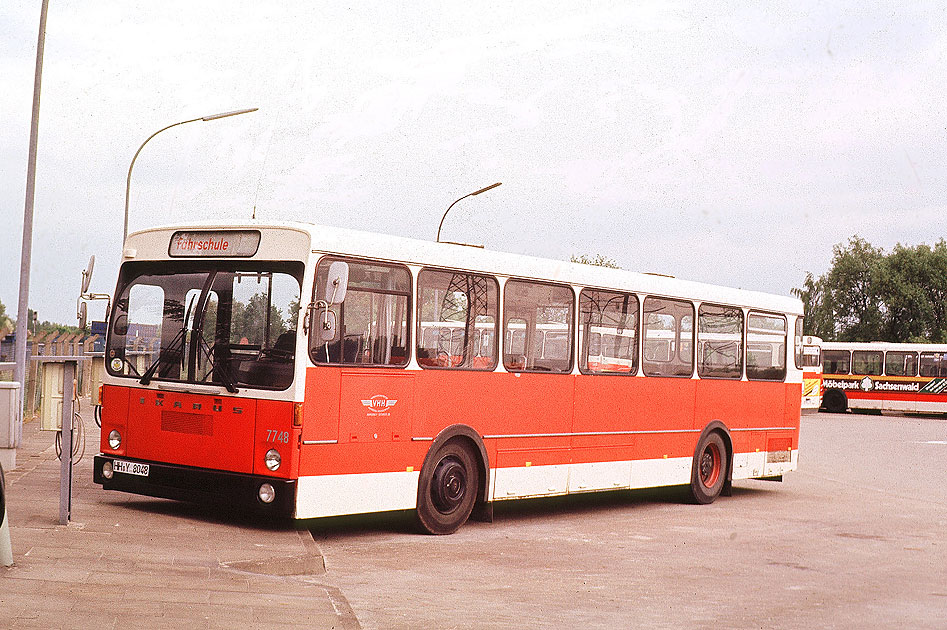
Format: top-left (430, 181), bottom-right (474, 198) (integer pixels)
top-left (106, 261), bottom-right (303, 390)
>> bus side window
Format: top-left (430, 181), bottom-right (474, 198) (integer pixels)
top-left (416, 269), bottom-right (499, 370)
top-left (697, 303), bottom-right (743, 379)
top-left (578, 289), bottom-right (638, 375)
top-left (746, 312), bottom-right (787, 381)
top-left (310, 258), bottom-right (410, 367)
top-left (642, 297), bottom-right (694, 378)
top-left (823, 350), bottom-right (851, 375)
top-left (503, 280), bottom-right (574, 373)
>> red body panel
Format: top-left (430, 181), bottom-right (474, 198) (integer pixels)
top-left (100, 385), bottom-right (295, 478)
top-left (298, 367), bottom-right (800, 477)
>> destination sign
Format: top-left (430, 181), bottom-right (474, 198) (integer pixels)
top-left (168, 230), bottom-right (261, 257)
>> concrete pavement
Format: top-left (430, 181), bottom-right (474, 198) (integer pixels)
top-left (1, 399), bottom-right (358, 630)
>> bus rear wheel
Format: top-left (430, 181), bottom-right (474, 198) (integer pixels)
top-left (823, 389), bottom-right (847, 414)
top-left (688, 432), bottom-right (727, 505)
top-left (416, 441), bottom-right (477, 535)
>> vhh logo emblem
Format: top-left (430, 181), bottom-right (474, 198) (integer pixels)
top-left (361, 395), bottom-right (398, 414)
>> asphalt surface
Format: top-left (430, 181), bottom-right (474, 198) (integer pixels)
top-left (1, 400), bottom-right (357, 630)
top-left (3, 407), bottom-right (945, 629)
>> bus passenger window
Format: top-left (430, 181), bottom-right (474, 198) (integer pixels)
top-left (823, 350), bottom-right (851, 375)
top-left (503, 280), bottom-right (574, 373)
top-left (919, 352), bottom-right (947, 377)
top-left (642, 297), bottom-right (694, 377)
top-left (311, 258), bottom-right (410, 367)
top-left (579, 289), bottom-right (638, 374)
top-left (746, 313), bottom-right (787, 381)
top-left (697, 304), bottom-right (743, 379)
top-left (852, 350), bottom-right (883, 376)
top-left (885, 351), bottom-right (917, 377)
top-left (417, 269), bottom-right (498, 370)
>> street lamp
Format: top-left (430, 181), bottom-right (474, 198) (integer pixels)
top-left (436, 182), bottom-right (502, 243)
top-left (122, 107), bottom-right (258, 243)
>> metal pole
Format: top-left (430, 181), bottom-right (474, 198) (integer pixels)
top-left (13, 0), bottom-right (49, 449)
top-left (59, 361), bottom-right (75, 525)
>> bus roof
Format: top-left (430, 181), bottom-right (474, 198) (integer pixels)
top-left (127, 220), bottom-right (803, 315)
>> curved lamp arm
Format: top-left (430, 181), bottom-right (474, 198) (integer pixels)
top-left (436, 182), bottom-right (501, 243)
top-left (123, 108), bottom-right (258, 243)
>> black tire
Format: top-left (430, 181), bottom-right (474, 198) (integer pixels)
top-left (823, 389), bottom-right (847, 414)
top-left (688, 432), bottom-right (728, 505)
top-left (416, 441), bottom-right (478, 535)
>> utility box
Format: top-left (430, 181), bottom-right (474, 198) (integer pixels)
top-left (40, 362), bottom-right (65, 431)
top-left (90, 355), bottom-right (105, 405)
top-left (0, 382), bottom-right (19, 448)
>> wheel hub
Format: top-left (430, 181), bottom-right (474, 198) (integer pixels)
top-left (431, 455), bottom-right (467, 513)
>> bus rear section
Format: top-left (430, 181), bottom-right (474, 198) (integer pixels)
top-left (93, 227), bottom-right (309, 515)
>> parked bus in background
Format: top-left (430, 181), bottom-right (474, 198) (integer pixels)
top-left (821, 341), bottom-right (947, 414)
top-left (800, 336), bottom-right (823, 413)
top-left (94, 222), bottom-right (804, 534)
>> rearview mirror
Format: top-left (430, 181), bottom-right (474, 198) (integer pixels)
top-left (81, 255), bottom-right (95, 294)
top-left (325, 261), bottom-right (349, 304)
top-left (320, 310), bottom-right (338, 342)
top-left (77, 301), bottom-right (88, 330)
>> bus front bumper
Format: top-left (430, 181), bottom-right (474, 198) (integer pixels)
top-left (93, 455), bottom-right (296, 517)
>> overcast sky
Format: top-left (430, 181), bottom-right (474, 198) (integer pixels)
top-left (2, 2), bottom-right (945, 325)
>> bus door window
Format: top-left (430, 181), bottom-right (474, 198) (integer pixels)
top-left (697, 304), bottom-right (743, 379)
top-left (578, 289), bottom-right (638, 374)
top-left (642, 297), bottom-right (694, 377)
top-left (311, 258), bottom-right (410, 366)
top-left (823, 350), bottom-right (851, 375)
top-left (503, 280), bottom-right (574, 373)
top-left (919, 352), bottom-right (947, 377)
top-left (112, 283), bottom-right (164, 377)
top-left (884, 351), bottom-right (917, 377)
top-left (852, 350), bottom-right (883, 376)
top-left (793, 318), bottom-right (804, 369)
top-left (416, 269), bottom-right (498, 369)
top-left (746, 313), bottom-right (787, 381)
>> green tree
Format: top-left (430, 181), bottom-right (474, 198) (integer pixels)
top-left (0, 300), bottom-right (11, 333)
top-left (878, 240), bottom-right (947, 343)
top-left (571, 254), bottom-right (621, 269)
top-left (795, 236), bottom-right (947, 343)
top-left (792, 272), bottom-right (835, 339)
top-left (824, 236), bottom-right (886, 341)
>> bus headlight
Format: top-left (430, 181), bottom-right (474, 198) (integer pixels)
top-left (102, 460), bottom-right (114, 479)
top-left (264, 449), bottom-right (281, 471)
top-left (108, 430), bottom-right (122, 450)
top-left (258, 483), bottom-right (276, 504)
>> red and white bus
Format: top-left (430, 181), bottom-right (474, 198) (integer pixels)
top-left (94, 222), bottom-right (804, 534)
top-left (800, 335), bottom-right (823, 413)
top-left (821, 341), bottom-right (947, 414)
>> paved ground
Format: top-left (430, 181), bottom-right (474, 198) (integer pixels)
top-left (3, 407), bottom-right (945, 629)
top-left (310, 412), bottom-right (947, 629)
top-left (1, 400), bottom-right (358, 630)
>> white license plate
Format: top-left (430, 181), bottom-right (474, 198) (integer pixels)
top-left (113, 460), bottom-right (150, 477)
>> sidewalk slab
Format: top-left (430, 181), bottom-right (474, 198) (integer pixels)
top-left (1, 402), bottom-right (359, 629)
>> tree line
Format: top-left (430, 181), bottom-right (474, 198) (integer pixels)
top-left (793, 236), bottom-right (947, 343)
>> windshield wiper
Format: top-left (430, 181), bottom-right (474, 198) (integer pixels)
top-left (140, 295), bottom-right (194, 387)
top-left (195, 338), bottom-right (239, 394)
top-left (139, 325), bottom-right (187, 386)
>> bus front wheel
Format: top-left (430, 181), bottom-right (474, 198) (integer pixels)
top-left (688, 431), bottom-right (728, 505)
top-left (416, 441), bottom-right (477, 535)
top-left (823, 389), bottom-right (847, 414)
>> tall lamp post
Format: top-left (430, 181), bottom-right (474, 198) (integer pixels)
top-left (123, 107), bottom-right (258, 243)
top-left (436, 182), bottom-right (501, 243)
